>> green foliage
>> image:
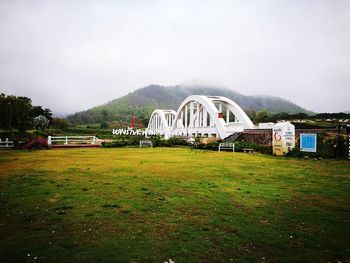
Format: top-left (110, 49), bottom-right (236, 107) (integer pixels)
top-left (316, 134), bottom-right (347, 159)
top-left (0, 93), bottom-right (33, 137)
top-left (153, 136), bottom-right (189, 147)
top-left (33, 115), bottom-right (49, 130)
top-left (30, 106), bottom-right (52, 122)
top-left (292, 121), bottom-right (334, 129)
top-left (0, 93), bottom-right (53, 142)
top-left (102, 135), bottom-right (145, 148)
top-left (315, 112), bottom-right (350, 119)
top-left (102, 135), bottom-right (189, 148)
top-left (234, 141), bottom-right (272, 154)
top-left (100, 121), bottom-right (109, 129)
top-left (50, 118), bottom-right (70, 129)
top-left (254, 111), bottom-right (350, 125)
top-left (246, 109), bottom-right (256, 119)
top-left (287, 133), bottom-right (348, 159)
top-left (167, 136), bottom-right (188, 146)
top-left (67, 85), bottom-right (311, 125)
top-left (193, 141), bottom-right (219, 150)
top-left (256, 110), bottom-right (269, 122)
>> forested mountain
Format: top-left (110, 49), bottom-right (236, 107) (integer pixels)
top-left (67, 84), bottom-right (310, 125)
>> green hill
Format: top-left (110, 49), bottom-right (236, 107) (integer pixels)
top-left (67, 84), bottom-right (311, 125)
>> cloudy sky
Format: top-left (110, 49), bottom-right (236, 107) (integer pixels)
top-left (1, 0), bottom-right (349, 115)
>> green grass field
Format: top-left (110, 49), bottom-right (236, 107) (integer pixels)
top-left (0, 148), bottom-right (349, 263)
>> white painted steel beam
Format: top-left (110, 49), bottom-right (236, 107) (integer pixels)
top-left (146, 95), bottom-right (254, 139)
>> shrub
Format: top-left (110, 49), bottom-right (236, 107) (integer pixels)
top-left (102, 136), bottom-right (190, 148)
top-left (288, 133), bottom-right (347, 159)
top-left (50, 118), bottom-right (70, 129)
top-left (22, 137), bottom-right (48, 150)
top-left (193, 141), bottom-right (220, 150)
top-left (100, 121), bottom-right (109, 129)
top-left (164, 137), bottom-right (189, 147)
top-left (234, 141), bottom-right (272, 154)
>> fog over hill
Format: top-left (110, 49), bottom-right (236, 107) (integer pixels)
top-left (67, 84), bottom-right (310, 125)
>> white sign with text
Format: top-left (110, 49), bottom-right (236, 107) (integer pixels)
top-left (272, 122), bottom-right (295, 156)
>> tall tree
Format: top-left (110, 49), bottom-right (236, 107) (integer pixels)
top-left (0, 93), bottom-right (33, 141)
top-left (30, 106), bottom-right (53, 122)
top-left (33, 115), bottom-right (49, 130)
top-left (256, 110), bottom-right (269, 122)
top-left (50, 118), bottom-right (70, 129)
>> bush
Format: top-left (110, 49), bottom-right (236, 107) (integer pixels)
top-left (22, 137), bottom-right (48, 150)
top-left (152, 136), bottom-right (189, 147)
top-left (100, 121), bottom-right (109, 129)
top-left (193, 141), bottom-right (220, 150)
top-left (234, 141), bottom-right (272, 154)
top-left (102, 141), bottom-right (133, 148)
top-left (167, 137), bottom-right (189, 147)
top-left (102, 135), bottom-right (145, 148)
top-left (287, 133), bottom-right (347, 159)
top-left (102, 135), bottom-right (190, 148)
top-left (34, 130), bottom-right (47, 138)
top-left (50, 118), bottom-right (70, 129)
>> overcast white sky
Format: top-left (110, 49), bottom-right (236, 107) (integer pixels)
top-left (0, 0), bottom-right (349, 115)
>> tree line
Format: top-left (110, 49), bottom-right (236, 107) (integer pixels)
top-left (0, 93), bottom-right (54, 142)
top-left (1, 92), bottom-right (349, 140)
top-left (248, 110), bottom-right (350, 123)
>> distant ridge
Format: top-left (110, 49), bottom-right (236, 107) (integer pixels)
top-left (67, 84), bottom-right (311, 124)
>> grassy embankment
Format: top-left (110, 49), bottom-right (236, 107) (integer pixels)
top-left (0, 148), bottom-right (349, 262)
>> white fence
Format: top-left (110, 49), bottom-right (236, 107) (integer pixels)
top-left (218, 142), bottom-right (235, 153)
top-left (47, 136), bottom-right (101, 145)
top-left (0, 138), bottom-right (14, 148)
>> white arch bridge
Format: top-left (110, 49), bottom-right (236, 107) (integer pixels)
top-left (146, 95), bottom-right (255, 139)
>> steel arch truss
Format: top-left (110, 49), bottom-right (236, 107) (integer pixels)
top-left (147, 109), bottom-right (176, 138)
top-left (146, 95), bottom-right (254, 139)
top-left (172, 95), bottom-right (254, 139)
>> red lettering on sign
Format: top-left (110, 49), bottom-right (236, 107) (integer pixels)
top-left (274, 132), bottom-right (282, 142)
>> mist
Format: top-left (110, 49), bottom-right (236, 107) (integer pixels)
top-left (1, 0), bottom-right (349, 114)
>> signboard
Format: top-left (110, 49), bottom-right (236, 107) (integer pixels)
top-left (300, 133), bottom-right (317, 152)
top-left (272, 122), bottom-right (295, 156)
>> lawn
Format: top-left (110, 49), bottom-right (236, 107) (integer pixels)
top-left (0, 148), bottom-right (349, 263)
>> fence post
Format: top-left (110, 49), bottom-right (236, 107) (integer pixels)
top-left (48, 136), bottom-right (52, 145)
top-left (65, 136), bottom-right (68, 145)
top-left (5, 138), bottom-right (9, 148)
top-left (92, 136), bottom-right (96, 144)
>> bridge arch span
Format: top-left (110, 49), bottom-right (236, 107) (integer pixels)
top-left (146, 95), bottom-right (254, 139)
top-left (147, 109), bottom-right (176, 137)
top-left (172, 95), bottom-right (254, 139)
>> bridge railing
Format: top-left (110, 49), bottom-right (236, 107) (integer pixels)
top-left (47, 136), bottom-right (101, 145)
top-left (0, 138), bottom-right (14, 148)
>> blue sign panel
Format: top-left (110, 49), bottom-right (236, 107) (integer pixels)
top-left (300, 133), bottom-right (317, 152)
